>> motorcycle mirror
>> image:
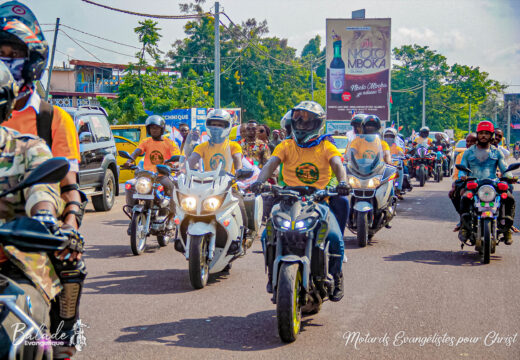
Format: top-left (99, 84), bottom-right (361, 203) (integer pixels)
top-left (0, 157), bottom-right (70, 198)
top-left (455, 164), bottom-right (472, 174)
top-left (118, 150), bottom-right (133, 160)
top-left (156, 164), bottom-right (172, 176)
top-left (505, 163), bottom-right (520, 173)
top-left (165, 155), bottom-right (181, 163)
top-left (236, 169), bottom-right (254, 180)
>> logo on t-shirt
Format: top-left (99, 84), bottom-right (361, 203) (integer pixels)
top-left (295, 162), bottom-right (319, 184)
top-left (150, 150), bottom-right (164, 165)
top-left (209, 153), bottom-right (226, 170)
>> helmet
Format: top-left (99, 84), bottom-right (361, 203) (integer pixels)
top-left (0, 2), bottom-right (48, 85)
top-left (351, 114), bottom-right (366, 126)
top-left (291, 101), bottom-right (325, 145)
top-left (0, 60), bottom-right (18, 124)
top-left (419, 126), bottom-right (430, 137)
top-left (361, 115), bottom-right (381, 134)
top-left (206, 109), bottom-right (231, 144)
top-left (476, 121), bottom-right (494, 133)
top-left (383, 127), bottom-right (397, 145)
top-left (145, 115), bottom-right (165, 136)
top-left (280, 110), bottom-right (292, 137)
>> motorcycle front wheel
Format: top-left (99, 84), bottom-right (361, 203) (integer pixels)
top-left (357, 211), bottom-right (369, 247)
top-left (130, 212), bottom-right (147, 255)
top-left (276, 262), bottom-right (302, 343)
top-left (188, 235), bottom-right (209, 289)
top-left (482, 219), bottom-right (492, 264)
top-left (418, 166), bottom-right (426, 187)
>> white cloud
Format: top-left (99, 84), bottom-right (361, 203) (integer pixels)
top-left (393, 27), bottom-right (470, 53)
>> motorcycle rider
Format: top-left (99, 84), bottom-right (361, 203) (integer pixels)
top-left (0, 61), bottom-right (84, 359)
top-left (348, 115), bottom-right (392, 164)
top-left (413, 126), bottom-right (433, 148)
top-left (124, 115), bottom-right (180, 221)
top-left (384, 127), bottom-right (405, 198)
top-left (492, 129), bottom-right (510, 159)
top-left (433, 132), bottom-right (451, 175)
top-left (250, 101), bottom-right (350, 302)
top-left (457, 121), bottom-right (515, 245)
top-left (346, 113), bottom-right (366, 142)
top-left (0, 4), bottom-right (87, 357)
top-left (187, 109), bottom-right (249, 249)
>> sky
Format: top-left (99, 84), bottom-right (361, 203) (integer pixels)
top-left (25, 0), bottom-right (520, 93)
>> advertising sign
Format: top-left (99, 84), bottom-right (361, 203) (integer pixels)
top-left (326, 18), bottom-right (391, 122)
top-left (505, 93), bottom-right (520, 125)
top-left (326, 120), bottom-right (352, 134)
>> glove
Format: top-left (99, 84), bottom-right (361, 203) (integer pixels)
top-left (59, 226), bottom-right (85, 253)
top-left (32, 209), bottom-right (59, 233)
top-left (336, 181), bottom-right (351, 196)
top-left (235, 168), bottom-right (247, 179)
top-left (249, 181), bottom-right (264, 195)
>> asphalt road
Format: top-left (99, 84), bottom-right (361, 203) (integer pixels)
top-left (75, 178), bottom-right (520, 360)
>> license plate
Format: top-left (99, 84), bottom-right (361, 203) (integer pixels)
top-left (133, 194), bottom-right (154, 200)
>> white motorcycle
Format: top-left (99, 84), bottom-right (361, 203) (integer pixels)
top-left (172, 163), bottom-right (262, 289)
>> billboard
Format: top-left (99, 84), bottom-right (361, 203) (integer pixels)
top-left (505, 93), bottom-right (520, 125)
top-left (326, 18), bottom-right (391, 121)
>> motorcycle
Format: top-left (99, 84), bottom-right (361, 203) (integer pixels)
top-left (260, 185), bottom-right (338, 343)
top-left (119, 151), bottom-right (178, 256)
top-left (514, 144), bottom-right (520, 160)
top-left (455, 163), bottom-right (520, 264)
top-left (0, 158), bottom-right (71, 360)
top-left (392, 155), bottom-right (412, 197)
top-left (346, 134), bottom-right (398, 247)
top-left (433, 146), bottom-right (444, 183)
top-left (409, 145), bottom-right (434, 187)
top-left (172, 162), bottom-right (260, 289)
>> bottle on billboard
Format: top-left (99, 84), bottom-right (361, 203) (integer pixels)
top-left (329, 30), bottom-right (345, 102)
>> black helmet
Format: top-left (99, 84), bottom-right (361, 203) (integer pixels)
top-left (0, 2), bottom-right (48, 86)
top-left (0, 60), bottom-right (18, 124)
top-left (419, 126), bottom-right (430, 137)
top-left (361, 115), bottom-right (381, 134)
top-left (351, 113), bottom-right (366, 126)
top-left (145, 115), bottom-right (165, 136)
top-left (291, 101), bottom-right (326, 145)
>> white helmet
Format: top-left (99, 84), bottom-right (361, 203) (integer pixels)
top-left (206, 109), bottom-right (231, 144)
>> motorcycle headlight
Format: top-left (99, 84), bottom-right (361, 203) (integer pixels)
top-left (477, 185), bottom-right (496, 202)
top-left (366, 177), bottom-right (381, 189)
top-left (348, 176), bottom-right (362, 188)
top-left (275, 215), bottom-right (291, 229)
top-left (135, 177), bottom-right (152, 194)
top-left (180, 196), bottom-right (197, 212)
top-left (202, 197), bottom-right (222, 212)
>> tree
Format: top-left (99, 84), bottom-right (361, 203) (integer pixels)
top-left (134, 19), bottom-right (163, 67)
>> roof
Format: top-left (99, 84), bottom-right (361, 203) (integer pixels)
top-left (50, 90), bottom-right (118, 98)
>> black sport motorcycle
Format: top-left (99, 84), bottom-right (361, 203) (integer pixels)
top-left (120, 151), bottom-right (179, 255)
top-left (456, 163), bottom-right (520, 264)
top-left (260, 185), bottom-right (339, 343)
top-left (0, 158), bottom-right (71, 360)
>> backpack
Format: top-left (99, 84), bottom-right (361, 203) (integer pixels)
top-left (36, 100), bottom-right (54, 148)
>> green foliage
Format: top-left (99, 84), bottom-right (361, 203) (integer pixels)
top-left (391, 45), bottom-right (506, 137)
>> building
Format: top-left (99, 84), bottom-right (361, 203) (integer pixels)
top-left (49, 60), bottom-right (176, 107)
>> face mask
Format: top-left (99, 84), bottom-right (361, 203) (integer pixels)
top-left (0, 57), bottom-right (25, 84)
top-left (384, 137), bottom-right (395, 145)
top-left (207, 126), bottom-right (226, 144)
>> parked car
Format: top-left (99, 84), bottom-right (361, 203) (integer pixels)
top-left (64, 106), bottom-right (119, 211)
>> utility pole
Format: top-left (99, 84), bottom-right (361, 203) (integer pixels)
top-left (422, 79), bottom-right (426, 128)
top-left (45, 17), bottom-right (60, 102)
top-left (397, 110), bottom-right (400, 131)
top-left (507, 101), bottom-right (511, 147)
top-left (214, 2), bottom-right (220, 108)
top-left (310, 55), bottom-right (314, 101)
top-left (468, 100), bottom-right (472, 133)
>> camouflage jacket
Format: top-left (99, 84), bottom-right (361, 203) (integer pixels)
top-left (0, 126), bottom-right (64, 303)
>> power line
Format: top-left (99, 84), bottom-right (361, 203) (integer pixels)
top-left (60, 30), bottom-right (135, 58)
top-left (80, 0), bottom-right (212, 20)
top-left (60, 24), bottom-right (141, 50)
top-left (60, 30), bottom-right (103, 62)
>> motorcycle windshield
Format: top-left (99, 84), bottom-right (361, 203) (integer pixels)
top-left (416, 145), bottom-right (429, 158)
top-left (346, 134), bottom-right (385, 176)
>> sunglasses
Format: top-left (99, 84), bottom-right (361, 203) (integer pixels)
top-left (258, 129), bottom-right (265, 133)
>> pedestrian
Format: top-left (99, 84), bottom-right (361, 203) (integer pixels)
top-left (257, 124), bottom-right (270, 144)
top-left (238, 120), bottom-right (271, 168)
top-left (268, 129), bottom-right (282, 152)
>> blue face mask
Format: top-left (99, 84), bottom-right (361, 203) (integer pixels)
top-left (207, 126), bottom-right (226, 144)
top-left (0, 57), bottom-right (25, 84)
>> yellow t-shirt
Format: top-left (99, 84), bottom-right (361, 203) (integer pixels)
top-left (137, 137), bottom-right (180, 172)
top-left (193, 139), bottom-right (242, 173)
top-left (389, 143), bottom-right (404, 156)
top-left (272, 139), bottom-right (341, 189)
top-left (414, 136), bottom-right (432, 147)
top-left (347, 137), bottom-right (390, 160)
top-left (452, 151), bottom-right (465, 180)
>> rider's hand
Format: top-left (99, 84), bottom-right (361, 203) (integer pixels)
top-left (249, 181), bottom-right (264, 195)
top-left (55, 224), bottom-right (84, 261)
top-left (336, 181), bottom-right (351, 196)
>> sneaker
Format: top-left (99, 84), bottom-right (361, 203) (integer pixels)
top-left (53, 345), bottom-right (76, 359)
top-left (458, 228), bottom-right (469, 242)
top-left (266, 279), bottom-right (273, 293)
top-left (453, 223), bottom-right (461, 232)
